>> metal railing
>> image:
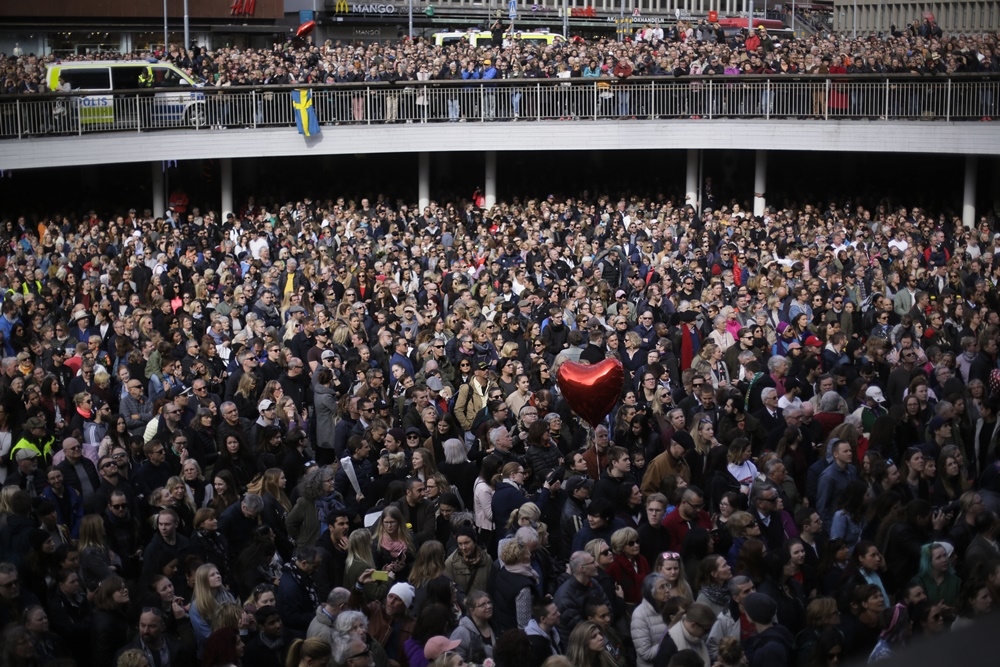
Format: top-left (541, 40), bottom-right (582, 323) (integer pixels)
top-left (1, 75), bottom-right (998, 139)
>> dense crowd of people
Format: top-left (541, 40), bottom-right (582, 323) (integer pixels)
top-left (0, 186), bottom-right (999, 667)
top-left (2, 18), bottom-right (999, 97)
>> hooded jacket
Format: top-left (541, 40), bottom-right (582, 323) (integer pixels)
top-left (450, 614), bottom-right (494, 664)
top-left (745, 625), bottom-right (796, 667)
top-left (524, 618), bottom-right (560, 667)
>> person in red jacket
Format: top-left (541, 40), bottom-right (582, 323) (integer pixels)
top-left (661, 487), bottom-right (713, 550)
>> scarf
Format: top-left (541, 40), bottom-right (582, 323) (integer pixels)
top-left (680, 622), bottom-right (705, 648)
top-left (380, 534), bottom-right (408, 560)
top-left (259, 631), bottom-right (286, 650)
top-left (213, 586), bottom-right (237, 607)
top-left (502, 561), bottom-right (539, 584)
top-left (282, 560), bottom-right (319, 607)
top-left (699, 583), bottom-right (729, 607)
top-left (745, 372), bottom-right (765, 410)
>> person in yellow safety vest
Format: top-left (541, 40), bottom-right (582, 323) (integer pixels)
top-left (9, 415), bottom-right (55, 468)
top-left (139, 66), bottom-right (154, 87)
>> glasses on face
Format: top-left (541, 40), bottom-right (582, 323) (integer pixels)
top-left (626, 540), bottom-right (639, 547)
top-left (111, 503), bottom-right (128, 510)
top-left (346, 649), bottom-right (372, 661)
top-left (101, 462), bottom-right (117, 469)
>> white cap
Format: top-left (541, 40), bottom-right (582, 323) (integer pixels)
top-left (865, 386), bottom-right (886, 404)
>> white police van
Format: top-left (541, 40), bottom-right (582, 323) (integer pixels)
top-left (46, 61), bottom-right (206, 128)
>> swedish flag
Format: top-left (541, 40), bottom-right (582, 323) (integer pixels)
top-left (291, 89), bottom-right (320, 137)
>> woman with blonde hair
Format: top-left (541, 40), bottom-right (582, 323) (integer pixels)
top-left (688, 412), bottom-right (721, 488)
top-left (0, 486), bottom-right (21, 526)
top-left (285, 637), bottom-right (332, 667)
top-left (79, 513), bottom-right (120, 590)
top-left (371, 505), bottom-right (415, 581)
top-left (164, 476), bottom-right (196, 535)
top-left (491, 535), bottom-right (539, 633)
top-left (692, 343), bottom-right (730, 389)
top-left (605, 527), bottom-right (649, 604)
top-left (345, 528), bottom-right (391, 604)
top-left (233, 372), bottom-right (259, 419)
top-left (653, 551), bottom-right (694, 602)
top-left (181, 458), bottom-right (214, 509)
top-left (189, 563), bottom-right (239, 652)
top-left (505, 501), bottom-right (541, 534)
top-left (259, 467), bottom-right (293, 515)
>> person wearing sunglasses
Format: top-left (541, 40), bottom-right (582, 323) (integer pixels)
top-left (604, 527), bottom-right (649, 605)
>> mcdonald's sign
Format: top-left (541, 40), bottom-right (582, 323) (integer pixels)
top-left (332, 0), bottom-right (349, 13)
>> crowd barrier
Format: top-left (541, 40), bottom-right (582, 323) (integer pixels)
top-left (1, 75), bottom-right (997, 138)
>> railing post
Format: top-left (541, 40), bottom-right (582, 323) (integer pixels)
top-left (946, 78), bottom-right (951, 122)
top-left (708, 80), bottom-right (713, 120)
top-left (137, 95), bottom-right (142, 133)
top-left (15, 99), bottom-right (21, 139)
top-left (650, 80), bottom-right (656, 118)
top-left (825, 79), bottom-right (830, 121)
top-left (536, 83), bottom-right (541, 121)
top-left (593, 82), bottom-right (598, 121)
top-left (884, 79), bottom-right (889, 120)
top-left (251, 91), bottom-right (258, 129)
top-left (366, 88), bottom-right (371, 125)
top-left (766, 80), bottom-right (771, 120)
top-left (480, 85), bottom-right (484, 123)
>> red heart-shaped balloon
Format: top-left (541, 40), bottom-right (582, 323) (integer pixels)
top-left (556, 357), bottom-right (625, 428)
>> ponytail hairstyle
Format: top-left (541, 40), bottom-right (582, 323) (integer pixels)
top-left (285, 637), bottom-right (332, 667)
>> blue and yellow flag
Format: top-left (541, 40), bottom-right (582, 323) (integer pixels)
top-left (291, 89), bottom-right (320, 137)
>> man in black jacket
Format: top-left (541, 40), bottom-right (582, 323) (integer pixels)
top-left (243, 606), bottom-right (294, 667)
top-left (392, 477), bottom-right (436, 547)
top-left (115, 608), bottom-right (193, 667)
top-left (140, 508), bottom-right (189, 581)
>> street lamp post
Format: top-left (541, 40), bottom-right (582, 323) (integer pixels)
top-left (163, 0), bottom-right (168, 54)
top-left (183, 0), bottom-right (190, 51)
top-left (409, 0), bottom-right (413, 39)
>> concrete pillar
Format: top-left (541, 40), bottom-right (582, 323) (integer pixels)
top-left (753, 150), bottom-right (767, 217)
top-left (685, 149), bottom-right (699, 213)
top-left (418, 152), bottom-right (430, 211)
top-left (151, 162), bottom-right (165, 217)
top-left (962, 155), bottom-right (976, 228)
top-left (220, 158), bottom-right (234, 218)
top-left (485, 151), bottom-right (497, 209)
